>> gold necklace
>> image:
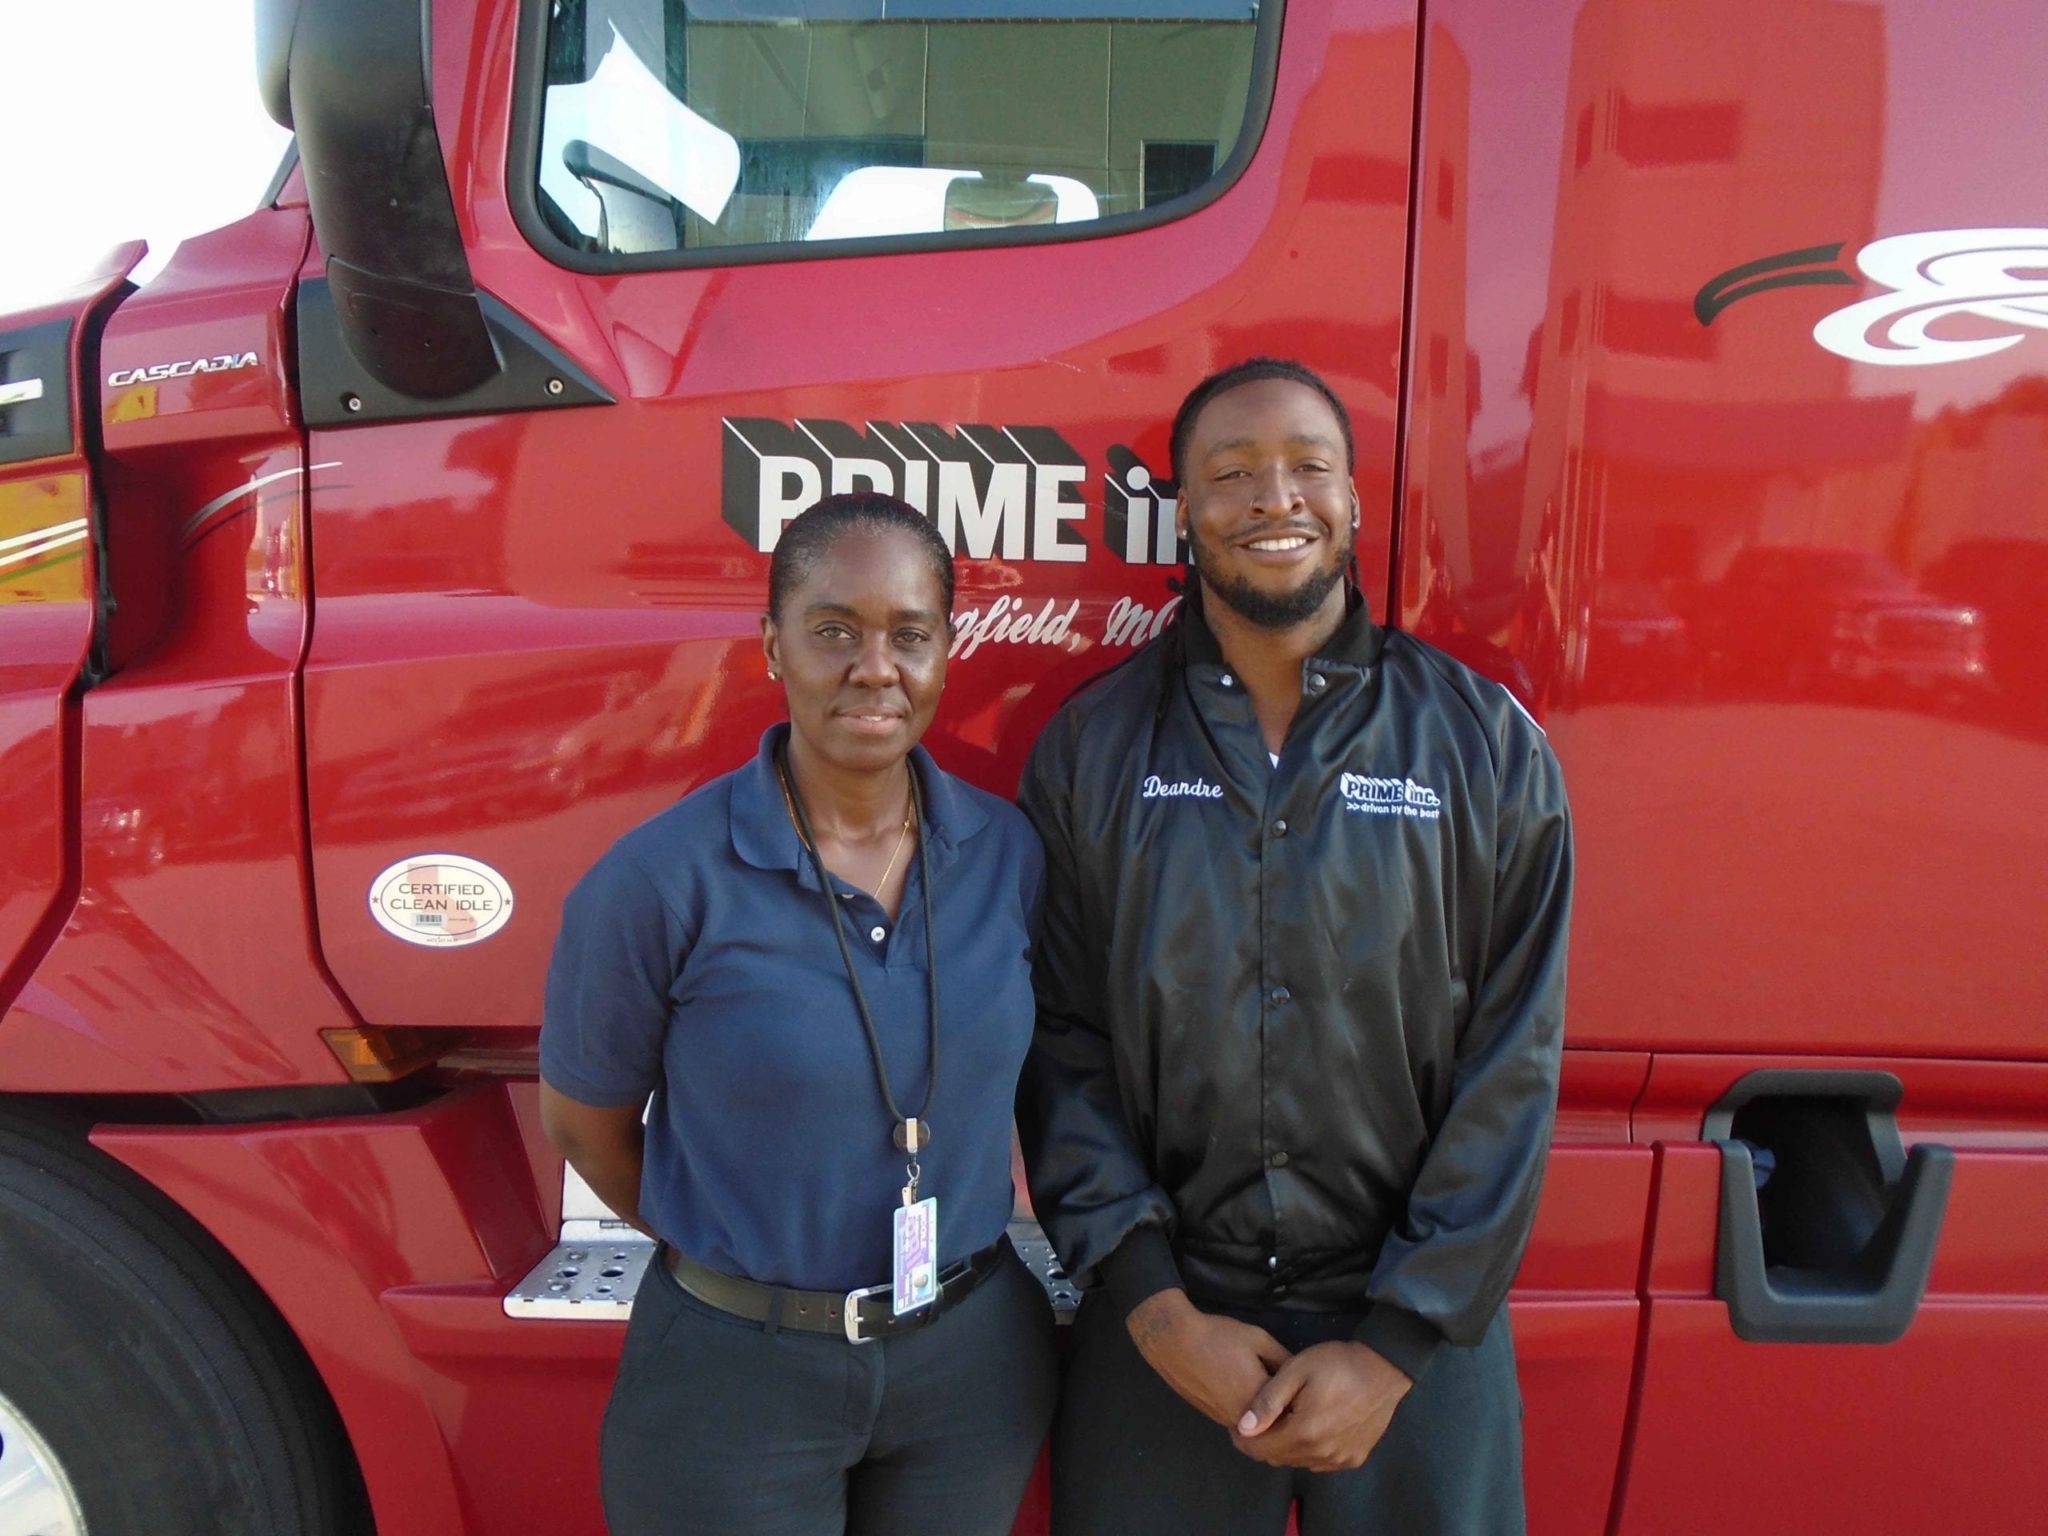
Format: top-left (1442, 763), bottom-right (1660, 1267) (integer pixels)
top-left (874, 803), bottom-right (916, 890)
top-left (778, 771), bottom-right (916, 893)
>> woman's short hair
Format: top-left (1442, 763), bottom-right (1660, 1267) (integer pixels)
top-left (767, 492), bottom-right (957, 620)
top-left (1168, 356), bottom-right (1357, 483)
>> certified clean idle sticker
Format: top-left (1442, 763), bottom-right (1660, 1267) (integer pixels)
top-left (368, 854), bottom-right (514, 948)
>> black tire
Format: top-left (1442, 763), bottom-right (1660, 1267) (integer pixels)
top-left (0, 1108), bottom-right (371, 1535)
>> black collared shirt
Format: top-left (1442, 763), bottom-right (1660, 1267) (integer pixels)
top-left (1018, 597), bottom-right (1572, 1380)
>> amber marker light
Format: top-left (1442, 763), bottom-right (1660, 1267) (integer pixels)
top-left (320, 1025), bottom-right (465, 1082)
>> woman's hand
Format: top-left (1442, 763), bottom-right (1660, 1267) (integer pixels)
top-left (539, 1084), bottom-right (653, 1238)
top-left (1126, 1289), bottom-right (1292, 1428)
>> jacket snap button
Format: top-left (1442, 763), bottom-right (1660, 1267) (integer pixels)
top-left (1272, 819), bottom-right (1288, 837)
top-left (1269, 1151), bottom-right (1289, 1169)
top-left (1266, 1254), bottom-right (1279, 1272)
top-left (1220, 673), bottom-right (1235, 688)
top-left (1268, 986), bottom-right (1290, 1005)
top-left (1307, 673), bottom-right (1327, 692)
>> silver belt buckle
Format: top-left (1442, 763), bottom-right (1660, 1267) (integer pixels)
top-left (843, 1281), bottom-right (892, 1343)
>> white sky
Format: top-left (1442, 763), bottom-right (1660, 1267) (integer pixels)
top-left (0, 0), bottom-right (291, 312)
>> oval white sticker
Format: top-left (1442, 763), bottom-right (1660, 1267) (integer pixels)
top-left (368, 854), bottom-right (515, 948)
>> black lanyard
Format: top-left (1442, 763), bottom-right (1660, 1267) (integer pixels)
top-left (775, 746), bottom-right (941, 1160)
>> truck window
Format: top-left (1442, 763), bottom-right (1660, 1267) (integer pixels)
top-left (526, 0), bottom-right (1270, 262)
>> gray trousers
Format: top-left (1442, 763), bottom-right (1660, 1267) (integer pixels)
top-left (1052, 1295), bottom-right (1525, 1536)
top-left (601, 1242), bottom-right (1057, 1536)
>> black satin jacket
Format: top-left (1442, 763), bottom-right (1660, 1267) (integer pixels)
top-left (1017, 595), bottom-right (1572, 1378)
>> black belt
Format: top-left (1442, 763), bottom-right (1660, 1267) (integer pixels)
top-left (663, 1239), bottom-right (1005, 1343)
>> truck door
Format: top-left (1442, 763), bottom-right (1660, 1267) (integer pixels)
top-left (295, 0), bottom-right (1422, 1042)
top-left (0, 247), bottom-right (138, 1006)
top-left (281, 1), bottom-right (1451, 1529)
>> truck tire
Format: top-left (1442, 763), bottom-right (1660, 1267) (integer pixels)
top-left (0, 1110), bottom-right (370, 1536)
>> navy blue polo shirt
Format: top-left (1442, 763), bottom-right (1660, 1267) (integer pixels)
top-left (542, 725), bottom-right (1043, 1292)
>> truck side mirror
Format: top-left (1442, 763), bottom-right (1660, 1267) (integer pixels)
top-left (256, 0), bottom-right (499, 401)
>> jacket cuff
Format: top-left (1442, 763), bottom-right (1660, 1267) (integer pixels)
top-left (1352, 1303), bottom-right (1444, 1385)
top-left (1099, 1225), bottom-right (1182, 1320)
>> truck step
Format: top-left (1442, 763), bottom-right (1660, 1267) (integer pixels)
top-left (502, 1220), bottom-right (654, 1319)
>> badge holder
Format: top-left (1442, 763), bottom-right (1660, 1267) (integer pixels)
top-left (843, 1119), bottom-right (938, 1341)
top-left (891, 1119), bottom-right (939, 1318)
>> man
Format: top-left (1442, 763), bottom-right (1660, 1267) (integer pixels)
top-left (1018, 358), bottom-right (1572, 1535)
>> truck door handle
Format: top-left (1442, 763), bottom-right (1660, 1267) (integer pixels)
top-left (1703, 1069), bottom-right (1953, 1344)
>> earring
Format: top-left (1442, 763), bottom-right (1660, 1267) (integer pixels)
top-left (767, 669), bottom-right (779, 680)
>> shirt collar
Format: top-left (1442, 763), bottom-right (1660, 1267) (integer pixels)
top-left (730, 723), bottom-right (985, 881)
top-left (1179, 583), bottom-right (1386, 673)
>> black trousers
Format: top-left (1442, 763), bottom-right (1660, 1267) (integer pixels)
top-left (601, 1241), bottom-right (1057, 1536)
top-left (1052, 1295), bottom-right (1525, 1536)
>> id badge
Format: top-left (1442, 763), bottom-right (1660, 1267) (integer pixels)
top-left (892, 1196), bottom-right (939, 1316)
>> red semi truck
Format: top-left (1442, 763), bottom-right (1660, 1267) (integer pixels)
top-left (3, 0), bottom-right (2045, 1531)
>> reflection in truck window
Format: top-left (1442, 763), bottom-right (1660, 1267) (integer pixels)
top-left (534, 0), bottom-right (1265, 259)
top-left (807, 168), bottom-right (1098, 241)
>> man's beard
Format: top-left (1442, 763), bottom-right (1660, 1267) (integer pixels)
top-left (1190, 525), bottom-right (1354, 630)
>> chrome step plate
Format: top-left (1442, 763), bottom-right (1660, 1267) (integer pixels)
top-left (502, 1220), bottom-right (655, 1319)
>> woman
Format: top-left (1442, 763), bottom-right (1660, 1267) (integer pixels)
top-left (540, 492), bottom-right (1056, 1535)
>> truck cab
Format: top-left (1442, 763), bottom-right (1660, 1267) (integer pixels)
top-left (2, 1), bottom-right (2044, 1533)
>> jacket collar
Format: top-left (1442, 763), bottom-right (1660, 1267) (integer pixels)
top-left (1178, 583), bottom-right (1386, 674)
top-left (730, 723), bottom-right (982, 884)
